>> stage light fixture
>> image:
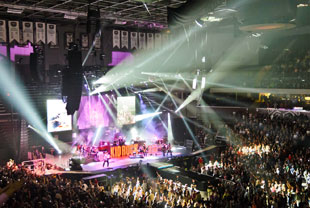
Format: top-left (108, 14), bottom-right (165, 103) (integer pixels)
top-left (195, 19), bottom-right (203, 27)
top-left (201, 77), bottom-right (206, 89)
top-left (192, 78), bottom-right (197, 89)
top-left (64, 13), bottom-right (78, 20)
top-left (7, 8), bottom-right (23, 14)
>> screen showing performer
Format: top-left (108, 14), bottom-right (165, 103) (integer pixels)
top-left (117, 96), bottom-right (136, 125)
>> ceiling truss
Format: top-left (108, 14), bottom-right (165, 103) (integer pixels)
top-left (0, 0), bottom-right (187, 26)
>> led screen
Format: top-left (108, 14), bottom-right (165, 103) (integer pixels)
top-left (117, 96), bottom-right (136, 125)
top-left (47, 99), bottom-right (72, 132)
top-left (77, 95), bottom-right (112, 129)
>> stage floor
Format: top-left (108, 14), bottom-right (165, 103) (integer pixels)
top-left (44, 146), bottom-right (187, 174)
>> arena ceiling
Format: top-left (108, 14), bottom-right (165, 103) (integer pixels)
top-left (0, 0), bottom-right (187, 25)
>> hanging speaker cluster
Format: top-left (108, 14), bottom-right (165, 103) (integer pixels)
top-left (62, 47), bottom-right (83, 115)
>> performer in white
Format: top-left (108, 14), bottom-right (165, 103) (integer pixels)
top-left (102, 151), bottom-right (111, 167)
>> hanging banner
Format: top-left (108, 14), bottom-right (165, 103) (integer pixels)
top-left (0, 20), bottom-right (6, 43)
top-left (162, 33), bottom-right (169, 44)
top-left (121, 31), bottom-right (128, 49)
top-left (81, 33), bottom-right (89, 49)
top-left (147, 33), bottom-right (154, 50)
top-left (65, 32), bottom-right (74, 49)
top-left (47, 24), bottom-right (56, 45)
top-left (113, 30), bottom-right (120, 48)
top-left (8, 21), bottom-right (20, 43)
top-left (94, 33), bottom-right (101, 49)
top-left (139, 32), bottom-right (146, 50)
top-left (35, 22), bottom-right (45, 44)
top-left (154, 33), bottom-right (161, 49)
top-left (130, 32), bottom-right (138, 49)
top-left (22, 22), bottom-right (33, 44)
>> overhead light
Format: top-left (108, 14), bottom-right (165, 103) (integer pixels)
top-left (114, 20), bottom-right (127, 25)
top-left (7, 8), bottom-right (23, 14)
top-left (202, 56), bottom-right (206, 63)
top-left (195, 19), bottom-right (203, 27)
top-left (252, 33), bottom-right (262, 37)
top-left (192, 77), bottom-right (197, 89)
top-left (297, 4), bottom-right (309, 8)
top-left (201, 77), bottom-right (206, 89)
top-left (64, 14), bottom-right (78, 20)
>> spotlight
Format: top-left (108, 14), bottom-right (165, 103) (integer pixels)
top-left (201, 77), bottom-right (206, 89)
top-left (202, 56), bottom-right (206, 63)
top-left (192, 78), bottom-right (197, 89)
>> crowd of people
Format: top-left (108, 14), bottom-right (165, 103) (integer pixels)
top-left (0, 159), bottom-right (206, 208)
top-left (259, 49), bottom-right (310, 89)
top-left (1, 110), bottom-right (310, 207)
top-left (189, 112), bottom-right (310, 207)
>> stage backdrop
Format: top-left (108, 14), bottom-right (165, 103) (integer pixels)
top-left (77, 95), bottom-right (113, 129)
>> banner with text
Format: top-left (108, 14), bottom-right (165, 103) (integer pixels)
top-left (22, 22), bottom-right (33, 44)
top-left (9, 21), bottom-right (20, 43)
top-left (65, 32), bottom-right (73, 49)
top-left (155, 33), bottom-right (161, 49)
top-left (147, 33), bottom-right (154, 50)
top-left (121, 30), bottom-right (128, 49)
top-left (139, 32), bottom-right (146, 50)
top-left (47, 24), bottom-right (56, 45)
top-left (35, 22), bottom-right (45, 44)
top-left (81, 33), bottom-right (89, 49)
top-left (94, 33), bottom-right (101, 49)
top-left (113, 30), bottom-right (120, 48)
top-left (0, 20), bottom-right (6, 43)
top-left (162, 34), bottom-right (169, 44)
top-left (130, 32), bottom-right (138, 49)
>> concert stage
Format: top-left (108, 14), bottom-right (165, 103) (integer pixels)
top-left (44, 145), bottom-right (188, 174)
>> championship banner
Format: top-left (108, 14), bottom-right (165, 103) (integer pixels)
top-left (0, 20), bottom-right (6, 43)
top-left (47, 24), bottom-right (56, 45)
top-left (65, 32), bottom-right (73, 49)
top-left (121, 31), bottom-right (128, 49)
top-left (154, 33), bottom-right (161, 49)
top-left (22, 22), bottom-right (33, 44)
top-left (81, 33), bottom-right (89, 49)
top-left (147, 33), bottom-right (154, 50)
top-left (162, 33), bottom-right (169, 44)
top-left (94, 33), bottom-right (101, 49)
top-left (130, 32), bottom-right (138, 49)
top-left (35, 22), bottom-right (45, 44)
top-left (112, 30), bottom-right (120, 48)
top-left (138, 32), bottom-right (146, 50)
top-left (8, 21), bottom-right (20, 43)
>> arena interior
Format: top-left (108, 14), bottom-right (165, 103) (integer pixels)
top-left (0, 0), bottom-right (310, 207)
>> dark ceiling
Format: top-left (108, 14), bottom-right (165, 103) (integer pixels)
top-left (0, 0), bottom-right (187, 26)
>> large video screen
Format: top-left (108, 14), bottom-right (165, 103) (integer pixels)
top-left (77, 95), bottom-right (112, 129)
top-left (47, 100), bottom-right (72, 132)
top-left (117, 96), bottom-right (136, 125)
